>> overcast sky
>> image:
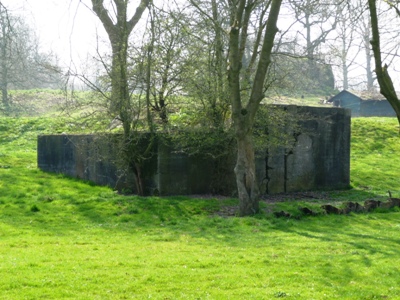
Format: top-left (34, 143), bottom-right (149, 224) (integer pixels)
top-left (2, 0), bottom-right (106, 68)
top-left (2, 0), bottom-right (400, 90)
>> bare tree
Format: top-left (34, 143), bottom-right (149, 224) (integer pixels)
top-left (291, 0), bottom-right (338, 58)
top-left (90, 0), bottom-right (151, 195)
top-left (328, 0), bottom-right (362, 90)
top-left (0, 3), bottom-right (62, 114)
top-left (147, 5), bottom-right (189, 125)
top-left (361, 15), bottom-right (375, 91)
top-left (228, 0), bottom-right (282, 216)
top-left (289, 0), bottom-right (338, 90)
top-left (184, 0), bottom-right (231, 130)
top-left (0, 4), bottom-right (11, 112)
top-left (91, 0), bottom-right (150, 133)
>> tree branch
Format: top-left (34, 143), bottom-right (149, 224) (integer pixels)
top-left (127, 0), bottom-right (151, 33)
top-left (91, 0), bottom-right (116, 37)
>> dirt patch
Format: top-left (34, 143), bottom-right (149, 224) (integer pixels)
top-left (213, 205), bottom-right (239, 217)
top-left (261, 191), bottom-right (331, 203)
top-left (211, 191), bottom-right (332, 217)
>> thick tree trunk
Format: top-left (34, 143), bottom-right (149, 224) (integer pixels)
top-left (110, 43), bottom-right (130, 121)
top-left (211, 0), bottom-right (225, 112)
top-left (377, 68), bottom-right (400, 127)
top-left (235, 132), bottom-right (260, 216)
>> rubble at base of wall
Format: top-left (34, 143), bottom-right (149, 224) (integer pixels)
top-left (37, 105), bottom-right (351, 196)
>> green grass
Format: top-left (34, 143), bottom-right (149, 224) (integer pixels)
top-left (264, 95), bottom-right (328, 107)
top-left (1, 114), bottom-right (400, 299)
top-left (350, 117), bottom-right (400, 194)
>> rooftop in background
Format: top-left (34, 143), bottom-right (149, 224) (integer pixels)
top-left (328, 90), bottom-right (397, 117)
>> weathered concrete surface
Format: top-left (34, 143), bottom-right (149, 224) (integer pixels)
top-left (37, 134), bottom-right (134, 188)
top-left (258, 105), bottom-right (350, 193)
top-left (38, 105), bottom-right (351, 196)
top-left (157, 142), bottom-right (218, 195)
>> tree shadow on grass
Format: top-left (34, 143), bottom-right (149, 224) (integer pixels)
top-left (1, 167), bottom-right (398, 248)
top-left (273, 211), bottom-right (400, 275)
top-left (3, 169), bottom-right (400, 298)
top-left (272, 213), bottom-right (400, 298)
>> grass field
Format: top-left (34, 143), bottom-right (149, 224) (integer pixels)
top-left (1, 111), bottom-right (400, 299)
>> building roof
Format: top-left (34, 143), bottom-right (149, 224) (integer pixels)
top-left (356, 90), bottom-right (386, 101)
top-left (328, 90), bottom-right (362, 103)
top-left (329, 89), bottom-right (390, 102)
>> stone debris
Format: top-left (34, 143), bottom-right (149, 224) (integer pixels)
top-left (273, 198), bottom-right (400, 219)
top-left (274, 211), bottom-right (293, 218)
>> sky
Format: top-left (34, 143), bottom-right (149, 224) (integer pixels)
top-left (2, 0), bottom-right (107, 69)
top-left (2, 0), bottom-right (400, 90)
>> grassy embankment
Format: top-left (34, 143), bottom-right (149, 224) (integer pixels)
top-left (1, 91), bottom-right (400, 299)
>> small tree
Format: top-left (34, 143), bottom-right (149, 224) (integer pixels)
top-left (182, 0), bottom-right (231, 130)
top-left (227, 0), bottom-right (282, 216)
top-left (147, 5), bottom-right (189, 125)
top-left (91, 0), bottom-right (150, 131)
top-left (90, 0), bottom-right (152, 195)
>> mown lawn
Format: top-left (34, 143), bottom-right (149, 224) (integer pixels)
top-left (1, 116), bottom-right (400, 299)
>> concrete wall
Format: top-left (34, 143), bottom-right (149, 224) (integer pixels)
top-left (157, 142), bottom-right (222, 195)
top-left (258, 105), bottom-right (351, 193)
top-left (37, 105), bottom-right (351, 196)
top-left (37, 134), bottom-right (136, 188)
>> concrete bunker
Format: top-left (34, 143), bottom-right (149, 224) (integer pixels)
top-left (37, 105), bottom-right (351, 196)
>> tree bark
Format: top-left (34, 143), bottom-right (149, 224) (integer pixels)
top-left (211, 0), bottom-right (225, 129)
top-left (229, 0), bottom-right (282, 216)
top-left (363, 18), bottom-right (375, 91)
top-left (91, 0), bottom-right (150, 195)
top-left (91, 0), bottom-right (150, 132)
top-left (368, 0), bottom-right (400, 127)
top-left (235, 131), bottom-right (260, 216)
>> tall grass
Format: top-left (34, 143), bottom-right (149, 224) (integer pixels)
top-left (1, 115), bottom-right (400, 299)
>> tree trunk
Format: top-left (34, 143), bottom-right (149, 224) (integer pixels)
top-left (0, 15), bottom-right (9, 114)
top-left (91, 0), bottom-right (151, 194)
top-left (1, 86), bottom-right (8, 113)
top-left (341, 33), bottom-right (349, 90)
top-left (235, 132), bottom-right (260, 216)
top-left (365, 45), bottom-right (374, 91)
top-left (110, 42), bottom-right (131, 126)
top-left (228, 0), bottom-right (282, 216)
top-left (363, 20), bottom-right (375, 91)
top-left (368, 0), bottom-right (400, 128)
top-left (211, 0), bottom-right (225, 127)
top-left (133, 162), bottom-right (144, 196)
